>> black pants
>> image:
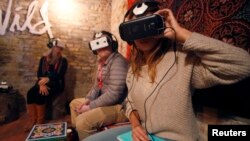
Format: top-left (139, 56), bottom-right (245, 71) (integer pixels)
top-left (27, 85), bottom-right (63, 119)
top-left (26, 85), bottom-right (59, 105)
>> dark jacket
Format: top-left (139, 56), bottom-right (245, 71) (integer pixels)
top-left (37, 56), bottom-right (68, 93)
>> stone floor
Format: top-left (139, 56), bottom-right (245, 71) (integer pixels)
top-left (0, 112), bottom-right (71, 141)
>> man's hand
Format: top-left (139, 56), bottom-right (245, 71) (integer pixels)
top-left (75, 98), bottom-right (90, 114)
top-left (76, 104), bottom-right (90, 114)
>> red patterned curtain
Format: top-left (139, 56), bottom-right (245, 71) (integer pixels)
top-left (175, 0), bottom-right (249, 53)
top-left (126, 0), bottom-right (250, 58)
top-left (175, 0), bottom-right (250, 118)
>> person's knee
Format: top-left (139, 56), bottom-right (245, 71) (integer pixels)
top-left (75, 114), bottom-right (97, 139)
top-left (69, 99), bottom-right (77, 109)
top-left (75, 116), bottom-right (91, 140)
top-left (75, 108), bottom-right (107, 130)
top-left (76, 114), bottom-right (94, 130)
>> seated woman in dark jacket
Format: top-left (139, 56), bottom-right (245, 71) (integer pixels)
top-left (25, 38), bottom-right (68, 132)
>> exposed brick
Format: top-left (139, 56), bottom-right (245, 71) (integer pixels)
top-left (0, 0), bottom-right (112, 101)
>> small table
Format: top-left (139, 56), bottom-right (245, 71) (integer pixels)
top-left (0, 89), bottom-right (26, 124)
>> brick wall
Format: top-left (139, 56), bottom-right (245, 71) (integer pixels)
top-left (0, 0), bottom-right (112, 102)
top-left (111, 0), bottom-right (128, 56)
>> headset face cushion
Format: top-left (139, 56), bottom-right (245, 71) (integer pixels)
top-left (89, 31), bottom-right (118, 55)
top-left (90, 37), bottom-right (110, 51)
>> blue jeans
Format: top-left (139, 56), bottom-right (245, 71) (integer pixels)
top-left (82, 125), bottom-right (131, 141)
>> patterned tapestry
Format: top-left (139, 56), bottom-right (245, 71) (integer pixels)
top-left (175, 0), bottom-right (250, 53)
top-left (169, 0), bottom-right (250, 118)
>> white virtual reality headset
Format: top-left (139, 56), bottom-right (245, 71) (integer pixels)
top-left (89, 36), bottom-right (109, 51)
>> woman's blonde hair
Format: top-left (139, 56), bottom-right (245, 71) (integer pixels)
top-left (127, 0), bottom-right (171, 82)
top-left (46, 47), bottom-right (62, 65)
top-left (130, 39), bottom-right (170, 82)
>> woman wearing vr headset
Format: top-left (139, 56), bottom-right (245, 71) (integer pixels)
top-left (69, 31), bottom-right (129, 140)
top-left (25, 38), bottom-right (68, 132)
top-left (83, 0), bottom-right (250, 141)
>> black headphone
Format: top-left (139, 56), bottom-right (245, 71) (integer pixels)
top-left (89, 31), bottom-right (118, 55)
top-left (47, 38), bottom-right (59, 48)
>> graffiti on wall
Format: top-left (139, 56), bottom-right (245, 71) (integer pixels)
top-left (0, 0), bottom-right (53, 38)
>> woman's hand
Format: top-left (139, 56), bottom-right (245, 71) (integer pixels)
top-left (39, 85), bottom-right (50, 96)
top-left (38, 77), bottom-right (50, 86)
top-left (129, 110), bottom-right (150, 141)
top-left (155, 8), bottom-right (192, 43)
top-left (132, 125), bottom-right (151, 141)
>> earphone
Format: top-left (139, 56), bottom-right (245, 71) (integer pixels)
top-left (89, 31), bottom-right (118, 55)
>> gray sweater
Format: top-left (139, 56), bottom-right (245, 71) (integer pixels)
top-left (86, 52), bottom-right (129, 109)
top-left (125, 33), bottom-right (250, 141)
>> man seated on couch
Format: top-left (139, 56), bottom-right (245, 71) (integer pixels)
top-left (69, 31), bottom-right (129, 140)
